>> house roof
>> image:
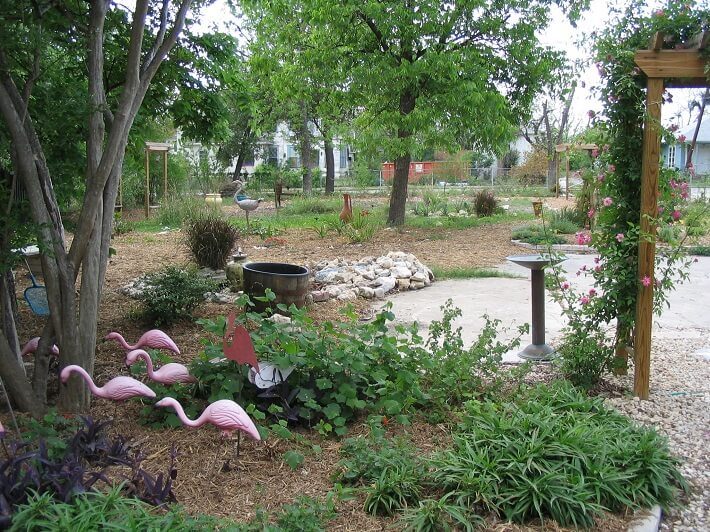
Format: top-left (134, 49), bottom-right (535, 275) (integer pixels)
top-left (678, 116), bottom-right (710, 144)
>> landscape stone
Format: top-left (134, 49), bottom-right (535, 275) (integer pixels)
top-left (311, 290), bottom-right (330, 302)
top-left (396, 278), bottom-right (411, 290)
top-left (358, 286), bottom-right (375, 298)
top-left (391, 266), bottom-right (412, 278)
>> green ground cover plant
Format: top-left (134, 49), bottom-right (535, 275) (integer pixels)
top-left (511, 224), bottom-right (566, 245)
top-left (336, 382), bottom-right (687, 530)
top-left (428, 266), bottom-right (522, 280)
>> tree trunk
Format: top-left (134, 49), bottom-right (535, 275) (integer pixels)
top-left (686, 89), bottom-right (708, 169)
top-left (0, 0), bottom-right (193, 414)
top-left (388, 150), bottom-right (411, 226)
top-left (387, 90), bottom-right (416, 226)
top-left (231, 125), bottom-right (252, 181)
top-left (324, 137), bottom-right (335, 193)
top-left (299, 104), bottom-right (313, 194)
top-left (547, 154), bottom-right (558, 192)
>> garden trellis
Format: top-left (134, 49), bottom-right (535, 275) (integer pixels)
top-left (144, 142), bottom-right (171, 218)
top-left (633, 31), bottom-right (708, 399)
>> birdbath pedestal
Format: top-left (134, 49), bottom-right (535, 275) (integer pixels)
top-left (507, 254), bottom-right (566, 361)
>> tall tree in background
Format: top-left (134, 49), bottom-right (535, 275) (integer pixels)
top-left (245, 0), bottom-right (588, 225)
top-left (522, 77), bottom-right (578, 190)
top-left (244, 2), bottom-right (352, 194)
top-left (0, 0), bottom-right (196, 414)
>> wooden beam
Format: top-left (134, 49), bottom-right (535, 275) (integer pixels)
top-left (648, 32), bottom-right (663, 51)
top-left (635, 50), bottom-right (706, 79)
top-left (145, 148), bottom-right (150, 218)
top-left (684, 30), bottom-right (709, 50)
top-left (634, 77), bottom-right (664, 400)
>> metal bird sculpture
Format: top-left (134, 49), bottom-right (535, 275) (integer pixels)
top-left (105, 330), bottom-right (180, 355)
top-left (339, 193), bottom-right (353, 223)
top-left (20, 337), bottom-right (59, 357)
top-left (222, 311), bottom-right (260, 371)
top-left (124, 349), bottom-right (196, 385)
top-left (60, 365), bottom-right (156, 403)
top-left (233, 194), bottom-right (262, 230)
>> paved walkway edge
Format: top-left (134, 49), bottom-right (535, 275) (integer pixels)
top-left (627, 505), bottom-right (661, 532)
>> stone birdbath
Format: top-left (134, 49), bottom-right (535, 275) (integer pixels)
top-left (507, 254), bottom-right (566, 361)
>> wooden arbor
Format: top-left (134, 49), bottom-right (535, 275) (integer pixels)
top-left (144, 142), bottom-right (171, 218)
top-left (633, 32), bottom-right (708, 399)
top-left (554, 143), bottom-right (598, 200)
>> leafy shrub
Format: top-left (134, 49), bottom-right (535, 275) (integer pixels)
top-left (428, 381), bottom-right (687, 528)
top-left (473, 189), bottom-right (498, 217)
top-left (184, 213), bottom-right (239, 269)
top-left (550, 206), bottom-right (585, 227)
top-left (112, 212), bottom-right (135, 236)
top-left (139, 266), bottom-right (217, 327)
top-left (509, 148), bottom-right (547, 185)
top-left (422, 301), bottom-right (529, 417)
top-left (511, 225), bottom-right (565, 245)
top-left (556, 327), bottom-right (614, 389)
top-left (547, 217), bottom-right (579, 235)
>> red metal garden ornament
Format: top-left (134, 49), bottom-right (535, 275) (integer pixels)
top-left (223, 312), bottom-right (260, 372)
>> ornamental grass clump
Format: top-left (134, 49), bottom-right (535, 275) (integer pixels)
top-left (427, 381), bottom-right (687, 528)
top-left (184, 213), bottom-right (240, 269)
top-left (473, 189), bottom-right (498, 217)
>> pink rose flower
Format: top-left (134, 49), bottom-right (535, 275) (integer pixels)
top-left (597, 174), bottom-right (605, 182)
top-left (594, 265), bottom-right (602, 272)
top-left (607, 164), bottom-right (615, 172)
top-left (587, 208), bottom-right (596, 218)
top-left (654, 9), bottom-right (664, 16)
top-left (616, 233), bottom-right (624, 242)
top-left (672, 210), bottom-right (681, 221)
top-left (580, 296), bottom-right (590, 305)
top-left (603, 197), bottom-right (613, 207)
top-left (589, 288), bottom-right (597, 297)
top-left (587, 110), bottom-right (596, 119)
top-left (669, 124), bottom-right (679, 132)
top-left (591, 148), bottom-right (599, 158)
top-left (641, 275), bottom-right (651, 287)
top-left (562, 282), bottom-right (570, 290)
top-left (677, 134), bottom-right (686, 143)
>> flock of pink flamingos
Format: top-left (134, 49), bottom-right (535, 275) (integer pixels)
top-left (19, 321), bottom-right (265, 446)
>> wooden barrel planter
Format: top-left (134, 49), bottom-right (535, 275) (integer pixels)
top-left (242, 262), bottom-right (310, 314)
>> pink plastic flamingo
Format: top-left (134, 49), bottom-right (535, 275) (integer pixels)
top-left (155, 397), bottom-right (260, 455)
top-left (124, 349), bottom-right (196, 385)
top-left (105, 330), bottom-right (180, 354)
top-left (20, 337), bottom-right (60, 357)
top-left (60, 365), bottom-right (156, 402)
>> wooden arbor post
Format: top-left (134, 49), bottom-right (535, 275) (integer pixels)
top-left (144, 142), bottom-right (171, 218)
top-left (632, 32), bottom-right (708, 399)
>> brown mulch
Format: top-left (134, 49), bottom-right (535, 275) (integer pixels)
top-left (8, 194), bottom-right (630, 530)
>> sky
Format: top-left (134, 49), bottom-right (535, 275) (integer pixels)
top-left (192, 0), bottom-right (705, 130)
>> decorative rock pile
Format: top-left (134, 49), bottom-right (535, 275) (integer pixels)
top-left (119, 252), bottom-right (434, 306)
top-left (310, 251), bottom-right (434, 302)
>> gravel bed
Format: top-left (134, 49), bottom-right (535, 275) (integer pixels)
top-left (602, 336), bottom-right (710, 532)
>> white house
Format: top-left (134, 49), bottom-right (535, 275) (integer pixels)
top-left (246, 122), bottom-right (354, 179)
top-left (662, 118), bottom-right (710, 176)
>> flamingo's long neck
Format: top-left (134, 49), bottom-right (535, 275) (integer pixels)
top-left (137, 352), bottom-right (156, 379)
top-left (113, 334), bottom-right (135, 350)
top-left (68, 366), bottom-right (103, 397)
top-left (169, 399), bottom-right (204, 428)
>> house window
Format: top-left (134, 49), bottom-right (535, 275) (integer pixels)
top-left (667, 145), bottom-right (676, 168)
top-left (266, 145), bottom-right (278, 166)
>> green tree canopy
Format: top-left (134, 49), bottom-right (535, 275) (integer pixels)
top-left (244, 0), bottom-right (589, 224)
